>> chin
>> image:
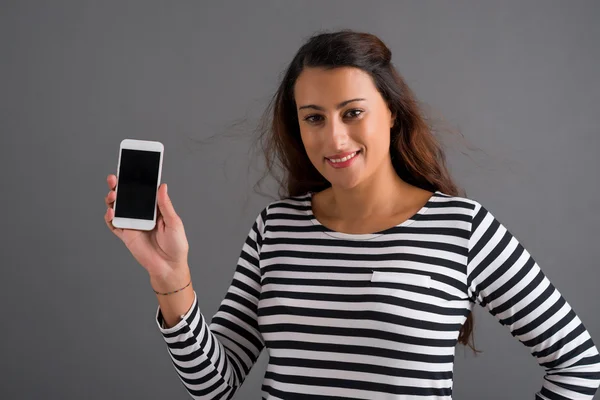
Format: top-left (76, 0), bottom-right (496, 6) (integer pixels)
top-left (326, 175), bottom-right (363, 191)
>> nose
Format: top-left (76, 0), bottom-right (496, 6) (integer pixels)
top-left (324, 117), bottom-right (349, 150)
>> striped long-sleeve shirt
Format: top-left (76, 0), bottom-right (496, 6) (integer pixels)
top-left (156, 190), bottom-right (600, 399)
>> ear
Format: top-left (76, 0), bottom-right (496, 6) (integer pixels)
top-left (390, 111), bottom-right (397, 128)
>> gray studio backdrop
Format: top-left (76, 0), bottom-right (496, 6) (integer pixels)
top-left (1, 1), bottom-right (598, 399)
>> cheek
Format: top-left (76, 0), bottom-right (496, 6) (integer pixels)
top-left (363, 120), bottom-right (391, 149)
top-left (356, 129), bottom-right (389, 155)
top-left (300, 132), bottom-right (322, 163)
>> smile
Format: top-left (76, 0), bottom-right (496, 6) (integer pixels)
top-left (326, 151), bottom-right (360, 163)
top-left (325, 150), bottom-right (361, 168)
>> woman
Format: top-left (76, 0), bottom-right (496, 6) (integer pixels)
top-left (104, 30), bottom-right (600, 399)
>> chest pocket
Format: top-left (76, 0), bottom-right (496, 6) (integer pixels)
top-left (364, 270), bottom-right (470, 337)
top-left (367, 270), bottom-right (467, 305)
top-left (371, 271), bottom-right (431, 288)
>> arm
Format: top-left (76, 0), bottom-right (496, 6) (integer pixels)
top-left (154, 207), bottom-right (269, 399)
top-left (151, 267), bottom-right (195, 329)
top-left (467, 202), bottom-right (600, 399)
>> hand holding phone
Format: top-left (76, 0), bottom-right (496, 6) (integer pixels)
top-left (104, 139), bottom-right (190, 279)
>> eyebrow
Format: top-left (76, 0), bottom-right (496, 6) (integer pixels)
top-left (298, 98), bottom-right (366, 111)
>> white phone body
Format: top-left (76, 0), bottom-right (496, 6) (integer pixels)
top-left (112, 139), bottom-right (164, 231)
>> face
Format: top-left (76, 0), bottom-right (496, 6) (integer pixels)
top-left (294, 66), bottom-right (395, 190)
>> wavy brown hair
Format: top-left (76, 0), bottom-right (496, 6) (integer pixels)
top-left (255, 29), bottom-right (478, 352)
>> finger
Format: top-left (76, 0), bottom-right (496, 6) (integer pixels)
top-left (156, 212), bottom-right (165, 231)
top-left (155, 202), bottom-right (164, 231)
top-left (157, 183), bottom-right (180, 226)
top-left (105, 190), bottom-right (116, 208)
top-left (105, 207), bottom-right (123, 240)
top-left (107, 174), bottom-right (117, 191)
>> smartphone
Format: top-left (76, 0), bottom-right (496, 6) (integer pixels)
top-left (111, 139), bottom-right (164, 231)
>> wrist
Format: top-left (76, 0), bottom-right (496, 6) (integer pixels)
top-left (149, 267), bottom-right (191, 294)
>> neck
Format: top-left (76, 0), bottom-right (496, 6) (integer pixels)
top-left (328, 159), bottom-right (417, 220)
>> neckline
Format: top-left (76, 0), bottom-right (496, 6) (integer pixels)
top-left (304, 190), bottom-right (442, 240)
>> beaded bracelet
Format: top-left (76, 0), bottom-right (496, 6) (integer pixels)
top-left (153, 279), bottom-right (192, 296)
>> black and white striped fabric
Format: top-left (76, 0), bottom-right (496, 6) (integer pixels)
top-left (156, 191), bottom-right (600, 399)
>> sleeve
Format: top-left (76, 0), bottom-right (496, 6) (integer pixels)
top-left (154, 206), bottom-right (269, 399)
top-left (467, 201), bottom-right (600, 399)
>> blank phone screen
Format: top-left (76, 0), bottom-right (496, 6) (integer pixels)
top-left (115, 149), bottom-right (161, 220)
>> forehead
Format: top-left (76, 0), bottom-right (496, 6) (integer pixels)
top-left (294, 67), bottom-right (379, 105)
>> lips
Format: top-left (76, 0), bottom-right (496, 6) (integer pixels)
top-left (325, 150), bottom-right (359, 160)
top-left (325, 150), bottom-right (361, 168)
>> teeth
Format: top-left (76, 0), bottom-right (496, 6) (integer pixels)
top-left (329, 151), bottom-right (357, 163)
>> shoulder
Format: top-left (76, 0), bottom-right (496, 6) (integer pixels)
top-left (430, 191), bottom-right (500, 234)
top-left (255, 192), bottom-right (313, 224)
top-left (430, 190), bottom-right (484, 215)
top-left (434, 191), bottom-right (508, 241)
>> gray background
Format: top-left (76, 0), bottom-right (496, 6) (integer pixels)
top-left (1, 1), bottom-right (598, 399)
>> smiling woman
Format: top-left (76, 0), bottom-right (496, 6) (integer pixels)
top-left (295, 67), bottom-right (396, 190)
top-left (144, 30), bottom-right (600, 399)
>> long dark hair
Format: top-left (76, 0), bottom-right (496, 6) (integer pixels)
top-left (256, 29), bottom-right (478, 351)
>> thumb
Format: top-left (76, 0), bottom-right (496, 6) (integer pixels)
top-left (157, 183), bottom-right (178, 224)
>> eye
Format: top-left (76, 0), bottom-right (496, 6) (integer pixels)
top-left (303, 114), bottom-right (324, 124)
top-left (344, 109), bottom-right (363, 119)
top-left (302, 109), bottom-right (363, 124)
